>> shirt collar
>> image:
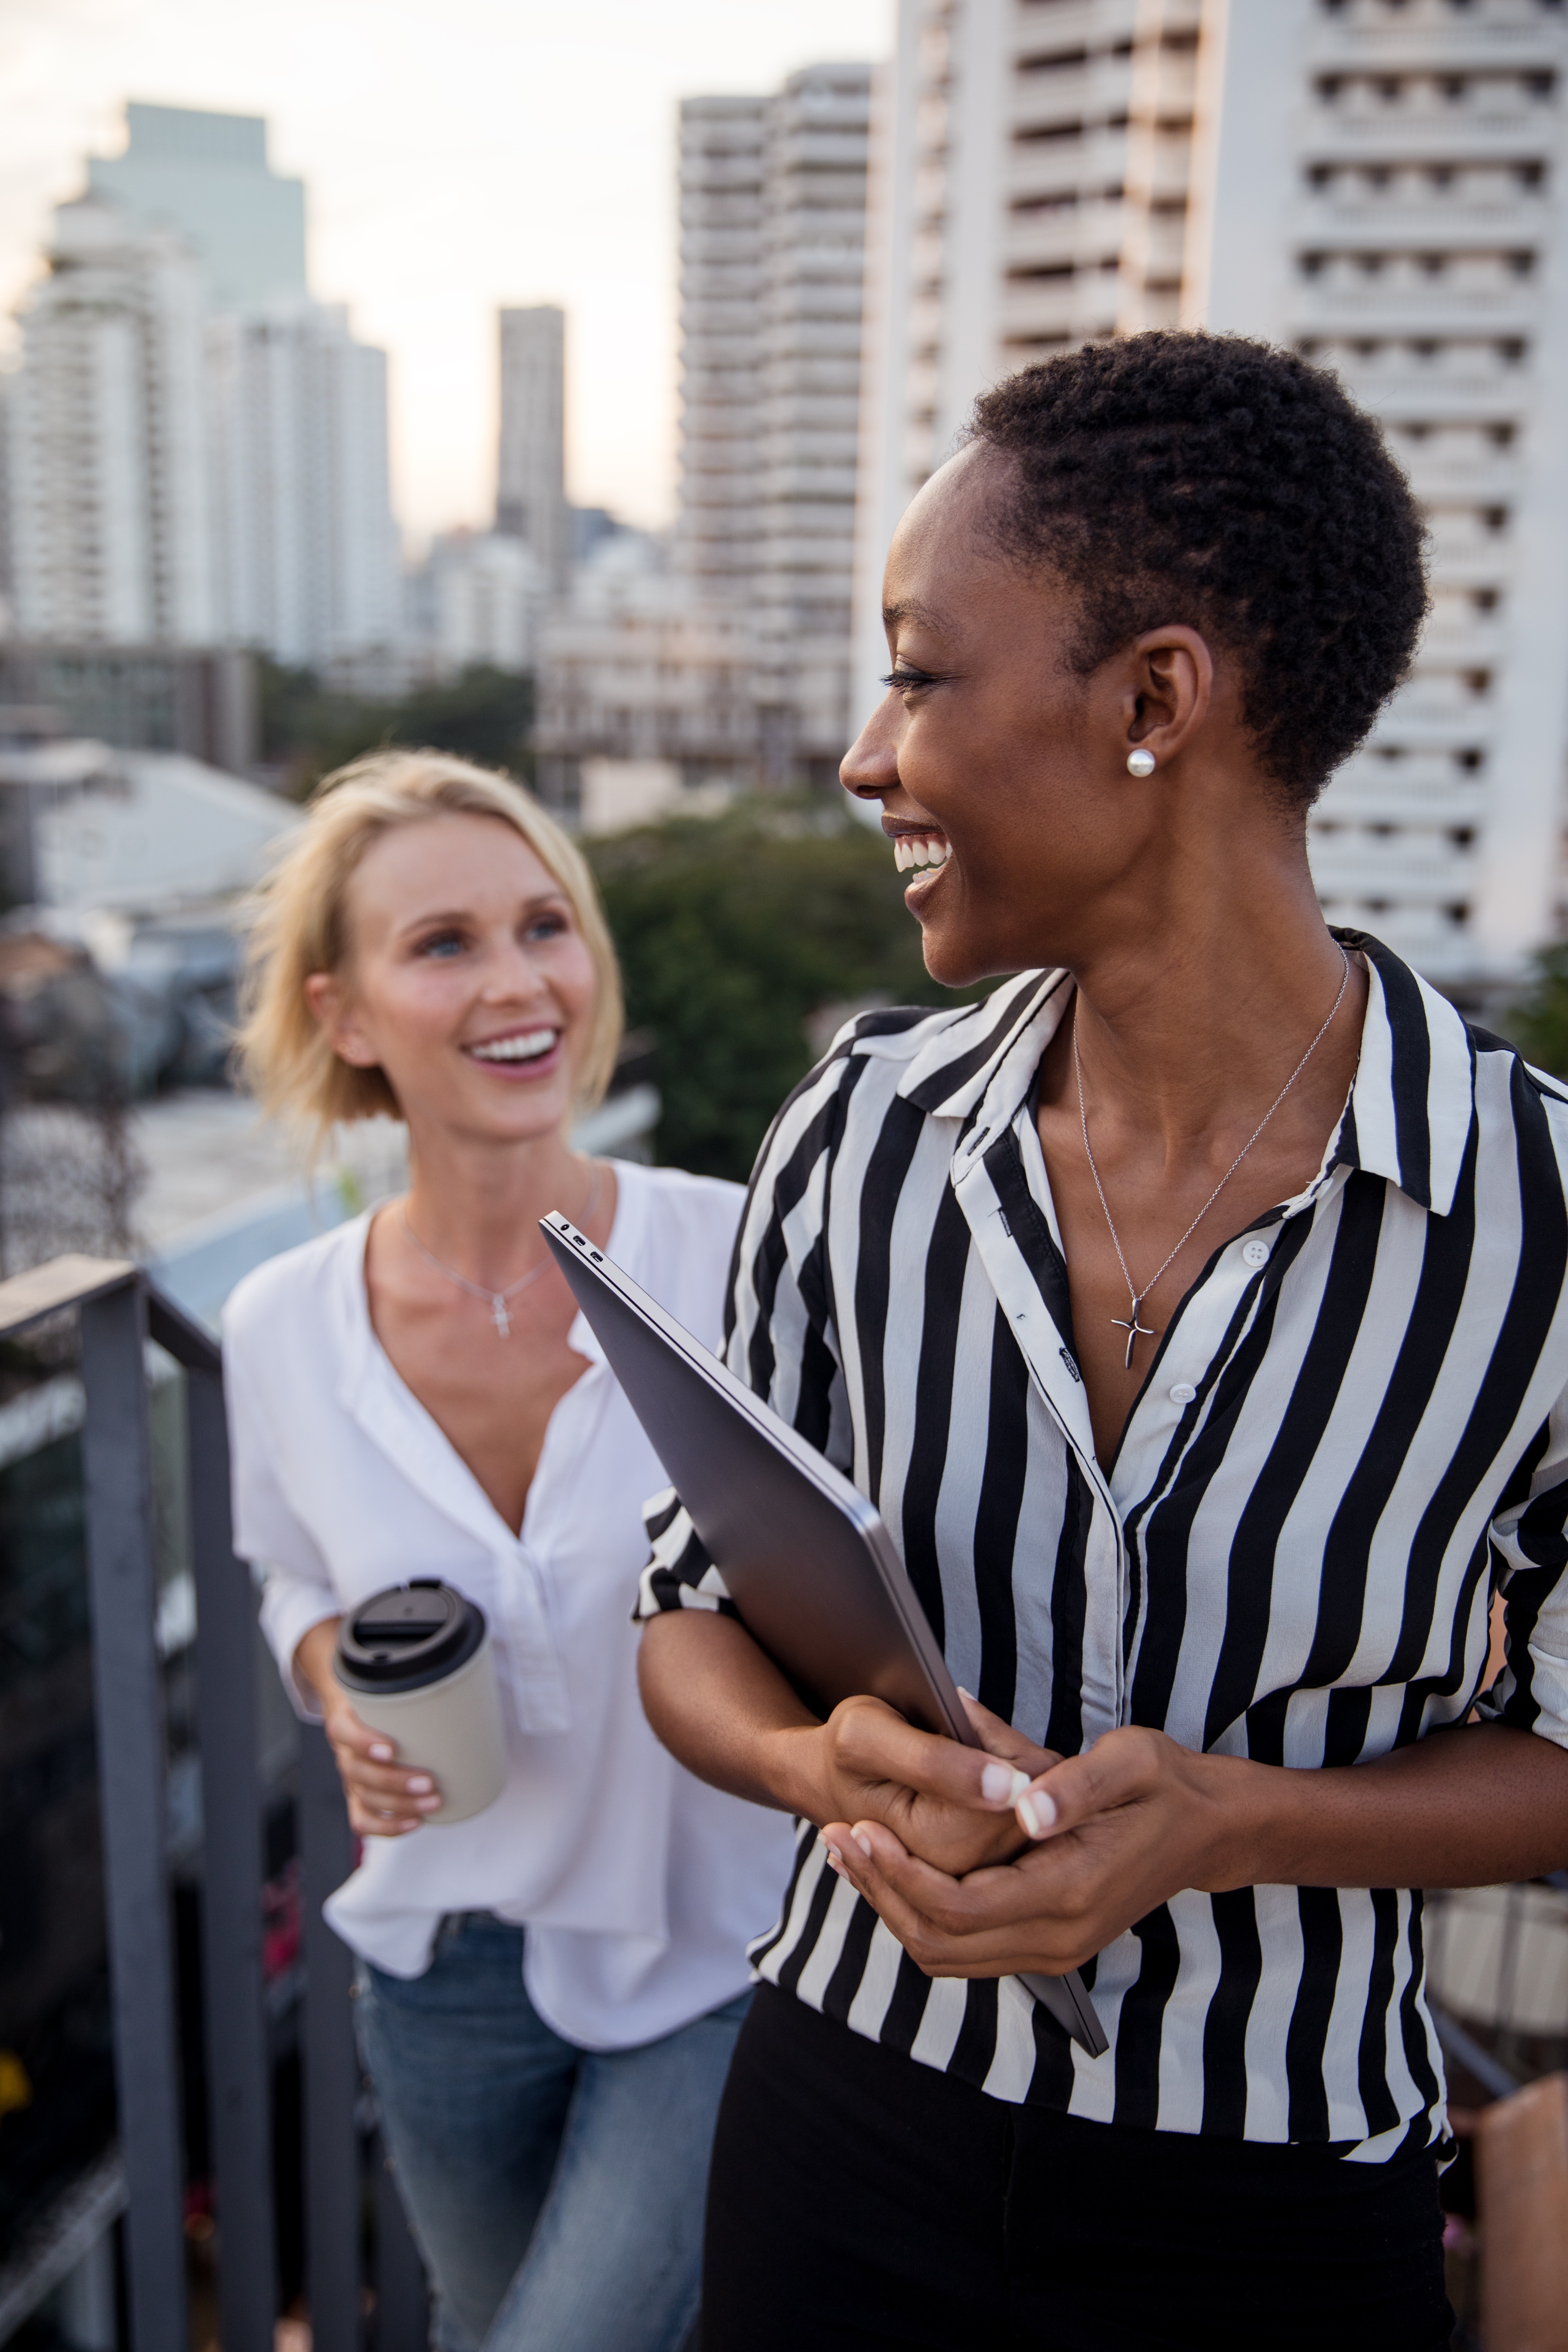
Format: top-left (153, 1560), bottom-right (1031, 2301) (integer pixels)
top-left (896, 967), bottom-right (1073, 1125)
top-left (1329, 929), bottom-right (1475, 1216)
top-left (891, 929), bottom-right (1475, 1219)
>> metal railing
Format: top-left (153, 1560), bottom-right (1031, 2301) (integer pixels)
top-left (0, 1253), bottom-right (427, 2350)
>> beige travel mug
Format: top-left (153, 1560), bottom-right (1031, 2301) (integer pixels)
top-left (333, 1581), bottom-right (509, 1824)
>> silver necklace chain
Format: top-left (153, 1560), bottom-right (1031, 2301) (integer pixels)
top-left (400, 1159), bottom-right (603, 1338)
top-left (1074, 950), bottom-right (1351, 1370)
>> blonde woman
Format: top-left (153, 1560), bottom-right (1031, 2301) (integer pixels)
top-left (223, 751), bottom-right (792, 2352)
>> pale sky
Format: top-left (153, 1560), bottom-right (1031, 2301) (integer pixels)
top-left (0, 0), bottom-right (894, 542)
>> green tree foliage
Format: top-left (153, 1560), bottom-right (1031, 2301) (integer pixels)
top-left (258, 660), bottom-right (533, 793)
top-left (1508, 942), bottom-right (1568, 1078)
top-left (588, 802), bottom-right (983, 1182)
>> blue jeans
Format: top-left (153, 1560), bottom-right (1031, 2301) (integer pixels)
top-left (356, 1913), bottom-right (749, 2352)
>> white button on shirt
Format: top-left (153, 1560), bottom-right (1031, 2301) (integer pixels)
top-left (223, 1160), bottom-right (794, 2050)
top-left (1168, 1383), bottom-right (1197, 1405)
top-left (1241, 1238), bottom-right (1271, 1267)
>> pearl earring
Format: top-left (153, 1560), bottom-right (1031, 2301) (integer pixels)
top-left (1126, 748), bottom-right (1156, 777)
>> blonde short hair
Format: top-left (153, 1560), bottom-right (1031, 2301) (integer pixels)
top-left (237, 748), bottom-right (623, 1145)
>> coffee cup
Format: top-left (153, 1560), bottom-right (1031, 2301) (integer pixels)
top-left (334, 1580), bottom-right (508, 1824)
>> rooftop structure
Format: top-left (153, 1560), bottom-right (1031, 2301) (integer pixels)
top-left (87, 101), bottom-right (307, 312)
top-left (0, 737), bottom-right (300, 913)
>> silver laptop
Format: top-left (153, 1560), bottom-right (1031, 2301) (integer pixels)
top-left (541, 1211), bottom-right (1108, 2059)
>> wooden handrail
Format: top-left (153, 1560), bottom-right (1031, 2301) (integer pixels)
top-left (0, 1253), bottom-right (135, 1338)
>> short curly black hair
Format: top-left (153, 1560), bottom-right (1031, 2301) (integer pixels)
top-left (968, 332), bottom-right (1428, 811)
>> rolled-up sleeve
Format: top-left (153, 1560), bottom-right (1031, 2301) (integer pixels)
top-left (1479, 1391), bottom-right (1568, 1749)
top-left (635, 1487), bottom-right (738, 1619)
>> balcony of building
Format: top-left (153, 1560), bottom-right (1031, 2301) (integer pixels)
top-left (1003, 192), bottom-right (1134, 275)
top-left (1306, 63), bottom-right (1561, 129)
top-left (1012, 0), bottom-right (1136, 55)
top-left (1291, 213), bottom-right (1547, 273)
top-left (1318, 745), bottom-right (1494, 831)
top-left (1305, 0), bottom-right (1564, 67)
top-left (1010, 51), bottom-right (1134, 144)
top-left (1006, 120), bottom-right (1131, 205)
top-left (1308, 813), bottom-right (1476, 895)
top-left (1311, 873), bottom-right (1483, 982)
top-left (1300, 100), bottom-right (1558, 167)
top-left (1304, 347), bottom-right (1536, 424)
top-left (1290, 250), bottom-right (1543, 329)
top-left (997, 265), bottom-right (1123, 348)
top-left (1296, 158), bottom-right (1550, 226)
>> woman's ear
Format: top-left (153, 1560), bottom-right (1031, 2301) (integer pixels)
top-left (1122, 624), bottom-right (1215, 766)
top-left (305, 971), bottom-right (380, 1069)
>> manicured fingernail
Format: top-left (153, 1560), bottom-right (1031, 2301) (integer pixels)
top-left (369, 1744), bottom-right (394, 1762)
top-left (851, 1829), bottom-right (872, 1860)
top-left (957, 1686), bottom-right (976, 1701)
top-left (1017, 1787), bottom-right (1057, 1839)
top-left (981, 1762), bottom-right (1031, 1806)
top-left (405, 1775), bottom-right (433, 1794)
top-left (414, 1794), bottom-right (442, 1812)
top-left (823, 1845), bottom-right (844, 1873)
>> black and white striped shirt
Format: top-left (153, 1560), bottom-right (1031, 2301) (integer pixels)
top-left (638, 932), bottom-right (1568, 2159)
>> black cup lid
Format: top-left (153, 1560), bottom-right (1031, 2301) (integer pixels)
top-left (335, 1581), bottom-right (487, 1694)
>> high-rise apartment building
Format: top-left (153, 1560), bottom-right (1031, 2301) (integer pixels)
top-left (4, 197), bottom-right (215, 646)
top-left (677, 64), bottom-right (874, 783)
top-left (676, 97), bottom-right (768, 597)
top-left (496, 306), bottom-right (569, 594)
top-left (207, 302), bottom-right (400, 669)
top-left (857, 0), bottom-right (1568, 989)
top-left (1200, 0), bottom-right (1568, 987)
top-left (4, 105), bottom-right (400, 676)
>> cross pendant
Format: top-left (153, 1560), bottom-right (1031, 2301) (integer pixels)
top-left (1111, 1305), bottom-right (1154, 1370)
top-left (491, 1297), bottom-right (512, 1338)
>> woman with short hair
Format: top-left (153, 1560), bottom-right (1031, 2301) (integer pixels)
top-left (637, 334), bottom-right (1568, 2349)
top-left (225, 749), bottom-right (791, 2352)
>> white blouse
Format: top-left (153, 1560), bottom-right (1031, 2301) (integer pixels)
top-left (222, 1159), bottom-right (794, 2050)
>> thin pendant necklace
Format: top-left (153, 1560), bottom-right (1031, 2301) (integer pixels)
top-left (1074, 951), bottom-right (1351, 1371)
top-left (400, 1159), bottom-right (603, 1338)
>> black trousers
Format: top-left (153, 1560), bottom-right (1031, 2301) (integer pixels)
top-left (702, 1985), bottom-right (1454, 2352)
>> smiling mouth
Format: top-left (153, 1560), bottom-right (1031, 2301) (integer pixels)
top-left (890, 830), bottom-right (951, 875)
top-left (465, 1026), bottom-right (559, 1065)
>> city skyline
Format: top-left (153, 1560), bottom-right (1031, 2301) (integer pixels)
top-left (0, 0), bottom-right (894, 541)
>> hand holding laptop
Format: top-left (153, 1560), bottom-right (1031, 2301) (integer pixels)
top-left (775, 1683), bottom-right (1059, 1883)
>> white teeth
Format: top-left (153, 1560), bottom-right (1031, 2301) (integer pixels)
top-left (469, 1029), bottom-right (556, 1063)
top-left (893, 834), bottom-right (950, 874)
